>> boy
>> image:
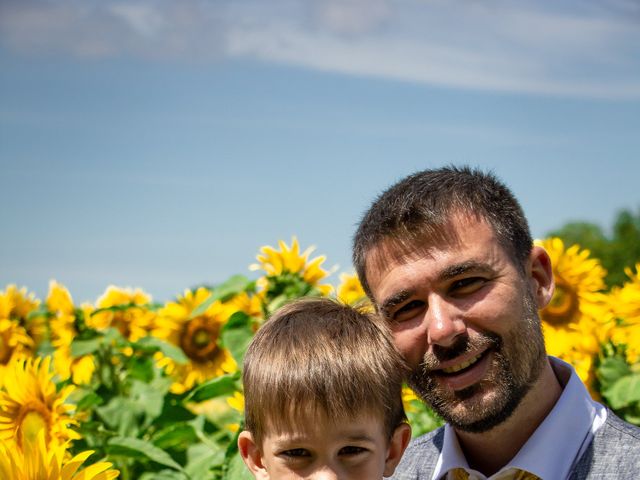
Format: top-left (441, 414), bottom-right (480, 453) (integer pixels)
top-left (238, 298), bottom-right (412, 479)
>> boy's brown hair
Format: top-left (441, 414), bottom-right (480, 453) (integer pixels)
top-left (242, 297), bottom-right (408, 446)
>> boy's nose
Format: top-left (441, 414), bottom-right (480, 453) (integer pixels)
top-left (311, 467), bottom-right (340, 480)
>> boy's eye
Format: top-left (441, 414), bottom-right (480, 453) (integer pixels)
top-left (280, 448), bottom-right (310, 458)
top-left (338, 445), bottom-right (368, 456)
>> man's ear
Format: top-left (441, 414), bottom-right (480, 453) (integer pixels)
top-left (238, 431), bottom-right (269, 479)
top-left (528, 245), bottom-right (555, 309)
top-left (383, 422), bottom-right (412, 477)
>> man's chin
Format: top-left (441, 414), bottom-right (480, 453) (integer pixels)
top-left (412, 377), bottom-right (529, 434)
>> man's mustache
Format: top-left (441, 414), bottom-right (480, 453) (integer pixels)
top-left (420, 332), bottom-right (501, 372)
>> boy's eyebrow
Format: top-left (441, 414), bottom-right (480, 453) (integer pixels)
top-left (343, 433), bottom-right (376, 442)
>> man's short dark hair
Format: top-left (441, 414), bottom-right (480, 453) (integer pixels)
top-left (353, 166), bottom-right (533, 298)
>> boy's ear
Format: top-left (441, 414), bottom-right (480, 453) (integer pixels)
top-left (238, 431), bottom-right (269, 479)
top-left (527, 245), bottom-right (555, 310)
top-left (383, 422), bottom-right (412, 477)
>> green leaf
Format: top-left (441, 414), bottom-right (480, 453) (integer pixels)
top-left (220, 312), bottom-right (253, 365)
top-left (96, 397), bottom-right (142, 437)
top-left (213, 275), bottom-right (255, 303)
top-left (128, 356), bottom-right (155, 383)
top-left (71, 337), bottom-right (103, 357)
top-left (185, 442), bottom-right (226, 480)
top-left (597, 355), bottom-right (631, 391)
top-left (139, 471), bottom-right (187, 480)
top-left (133, 337), bottom-right (188, 365)
top-left (107, 436), bottom-right (184, 472)
top-left (185, 372), bottom-right (241, 403)
top-left (190, 275), bottom-right (254, 319)
top-left (152, 424), bottom-right (198, 450)
top-left (76, 391), bottom-right (104, 411)
top-left (603, 374), bottom-right (640, 409)
top-left (131, 379), bottom-right (170, 425)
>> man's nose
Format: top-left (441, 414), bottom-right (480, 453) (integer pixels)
top-left (426, 296), bottom-right (465, 347)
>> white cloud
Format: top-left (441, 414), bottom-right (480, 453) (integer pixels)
top-left (1, 0), bottom-right (639, 98)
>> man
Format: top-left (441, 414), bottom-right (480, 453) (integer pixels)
top-left (353, 166), bottom-right (640, 480)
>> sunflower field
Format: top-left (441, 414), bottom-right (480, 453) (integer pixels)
top-left (2, 236), bottom-right (640, 479)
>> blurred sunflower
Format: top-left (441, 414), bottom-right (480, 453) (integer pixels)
top-left (226, 291), bottom-right (263, 320)
top-left (609, 264), bottom-right (640, 363)
top-left (537, 238), bottom-right (611, 391)
top-left (88, 286), bottom-right (155, 342)
top-left (336, 272), bottom-right (373, 311)
top-left (0, 432), bottom-right (119, 480)
top-left (0, 285), bottom-right (44, 346)
top-left (46, 281), bottom-right (96, 385)
top-left (227, 391), bottom-right (245, 413)
top-left (154, 287), bottom-right (237, 394)
top-left (250, 237), bottom-right (333, 297)
top-left (0, 319), bottom-right (34, 388)
top-left (0, 356), bottom-right (78, 449)
top-left (402, 387), bottom-right (419, 414)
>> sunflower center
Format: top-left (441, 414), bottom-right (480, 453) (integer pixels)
top-left (0, 334), bottom-right (11, 364)
top-left (18, 403), bottom-right (51, 448)
top-left (180, 316), bottom-right (221, 362)
top-left (543, 279), bottom-right (579, 326)
top-left (112, 313), bottom-right (132, 339)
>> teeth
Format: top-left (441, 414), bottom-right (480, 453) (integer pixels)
top-left (442, 353), bottom-right (483, 374)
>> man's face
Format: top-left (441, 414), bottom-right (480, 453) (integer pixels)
top-left (365, 215), bottom-right (547, 433)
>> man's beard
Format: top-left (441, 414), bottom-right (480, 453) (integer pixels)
top-left (408, 293), bottom-right (546, 433)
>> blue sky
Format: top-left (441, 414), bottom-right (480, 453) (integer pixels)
top-left (1, 0), bottom-right (639, 303)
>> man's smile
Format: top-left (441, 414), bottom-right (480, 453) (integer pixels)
top-left (432, 348), bottom-right (494, 391)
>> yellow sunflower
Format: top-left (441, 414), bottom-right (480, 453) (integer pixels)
top-left (88, 286), bottom-right (154, 342)
top-left (0, 356), bottom-right (78, 449)
top-left (226, 291), bottom-right (263, 320)
top-left (402, 387), bottom-right (419, 414)
top-left (609, 264), bottom-right (640, 363)
top-left (537, 238), bottom-right (612, 390)
top-left (153, 287), bottom-right (238, 394)
top-left (227, 391), bottom-right (245, 413)
top-left (0, 285), bottom-right (44, 346)
top-left (335, 272), bottom-right (373, 311)
top-left (0, 319), bottom-right (34, 388)
top-left (250, 237), bottom-right (333, 295)
top-left (0, 432), bottom-right (119, 480)
top-left (46, 282), bottom-right (96, 385)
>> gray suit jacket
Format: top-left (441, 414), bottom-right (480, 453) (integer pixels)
top-left (391, 411), bottom-right (640, 479)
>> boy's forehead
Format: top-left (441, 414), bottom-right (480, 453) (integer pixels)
top-left (263, 410), bottom-right (387, 443)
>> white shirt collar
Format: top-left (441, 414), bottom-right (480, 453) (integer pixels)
top-left (432, 356), bottom-right (607, 480)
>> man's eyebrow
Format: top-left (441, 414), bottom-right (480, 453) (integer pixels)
top-left (439, 260), bottom-right (490, 281)
top-left (380, 289), bottom-right (413, 318)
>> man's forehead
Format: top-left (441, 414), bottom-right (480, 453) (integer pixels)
top-left (365, 215), bottom-right (484, 268)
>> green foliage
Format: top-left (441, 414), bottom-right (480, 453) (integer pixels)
top-left (597, 343), bottom-right (640, 425)
top-left (548, 208), bottom-right (640, 287)
top-left (405, 398), bottom-right (445, 437)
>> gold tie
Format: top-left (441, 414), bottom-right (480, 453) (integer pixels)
top-left (448, 467), bottom-right (541, 480)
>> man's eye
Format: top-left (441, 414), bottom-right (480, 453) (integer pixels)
top-left (280, 448), bottom-right (310, 458)
top-left (451, 277), bottom-right (485, 293)
top-left (393, 300), bottom-right (425, 321)
top-left (338, 445), bottom-right (368, 456)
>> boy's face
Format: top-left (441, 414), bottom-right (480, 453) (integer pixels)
top-left (238, 414), bottom-right (410, 479)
